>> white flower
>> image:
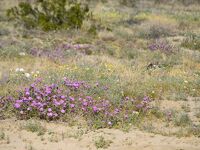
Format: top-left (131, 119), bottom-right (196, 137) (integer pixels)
top-left (36, 71), bottom-right (40, 74)
top-left (25, 73), bottom-right (31, 78)
top-left (132, 111), bottom-right (139, 115)
top-left (15, 68), bottom-right (20, 72)
top-left (19, 52), bottom-right (26, 56)
top-left (19, 68), bottom-right (24, 72)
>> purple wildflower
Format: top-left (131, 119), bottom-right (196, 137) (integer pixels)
top-left (83, 101), bottom-right (88, 106)
top-left (25, 91), bottom-right (30, 96)
top-left (47, 112), bottom-right (53, 117)
top-left (61, 95), bottom-right (65, 99)
top-left (114, 108), bottom-right (120, 114)
top-left (108, 121), bottom-right (112, 126)
top-left (69, 97), bottom-right (75, 101)
top-left (92, 106), bottom-right (98, 112)
top-left (14, 103), bottom-right (21, 109)
top-left (70, 104), bottom-right (75, 108)
top-left (61, 109), bottom-right (65, 113)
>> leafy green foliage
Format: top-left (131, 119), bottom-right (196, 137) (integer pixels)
top-left (7, 0), bottom-right (90, 31)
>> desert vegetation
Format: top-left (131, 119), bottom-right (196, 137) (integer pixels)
top-left (0, 0), bottom-right (200, 149)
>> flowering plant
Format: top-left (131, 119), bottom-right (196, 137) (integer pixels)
top-left (13, 78), bottom-right (151, 128)
top-left (148, 39), bottom-right (176, 54)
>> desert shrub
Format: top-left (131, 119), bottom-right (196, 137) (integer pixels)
top-left (0, 97), bottom-right (8, 112)
top-left (174, 112), bottom-right (191, 127)
top-left (181, 33), bottom-right (200, 51)
top-left (154, 0), bottom-right (200, 5)
top-left (188, 125), bottom-right (200, 137)
top-left (87, 24), bottom-right (98, 36)
top-left (150, 107), bottom-right (164, 119)
top-left (139, 24), bottom-right (173, 39)
top-left (79, 0), bottom-right (108, 4)
top-left (148, 25), bottom-right (172, 39)
top-left (154, 0), bottom-right (168, 5)
top-left (21, 120), bottom-right (46, 136)
top-left (0, 41), bottom-right (33, 58)
top-left (0, 28), bottom-right (9, 36)
top-left (0, 14), bottom-right (8, 22)
top-left (178, 0), bottom-right (200, 6)
top-left (119, 0), bottom-right (138, 7)
top-left (94, 136), bottom-right (112, 149)
top-left (7, 0), bottom-right (90, 31)
top-left (178, 20), bottom-right (190, 30)
top-left (0, 130), bottom-right (5, 140)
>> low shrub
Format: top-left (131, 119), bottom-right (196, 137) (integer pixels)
top-left (174, 112), bottom-right (191, 127)
top-left (7, 0), bottom-right (90, 31)
top-left (0, 130), bottom-right (5, 140)
top-left (154, 0), bottom-right (200, 5)
top-left (188, 125), bottom-right (200, 137)
top-left (178, 0), bottom-right (200, 6)
top-left (0, 28), bottom-right (9, 36)
top-left (181, 34), bottom-right (200, 51)
top-left (0, 97), bottom-right (7, 112)
top-left (154, 0), bottom-right (168, 5)
top-left (94, 136), bottom-right (112, 149)
top-left (119, 0), bottom-right (138, 7)
top-left (21, 120), bottom-right (46, 136)
top-left (139, 24), bottom-right (174, 39)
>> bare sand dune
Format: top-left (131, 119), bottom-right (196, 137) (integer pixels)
top-left (0, 119), bottom-right (199, 150)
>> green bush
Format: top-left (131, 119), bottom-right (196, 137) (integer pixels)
top-left (7, 0), bottom-right (90, 31)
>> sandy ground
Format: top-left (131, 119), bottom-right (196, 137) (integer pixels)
top-left (0, 119), bottom-right (200, 150)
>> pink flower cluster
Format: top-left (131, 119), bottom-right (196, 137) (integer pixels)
top-left (148, 39), bottom-right (175, 54)
top-left (13, 78), bottom-right (151, 127)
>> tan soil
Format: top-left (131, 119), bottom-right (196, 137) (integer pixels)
top-left (0, 119), bottom-right (200, 150)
